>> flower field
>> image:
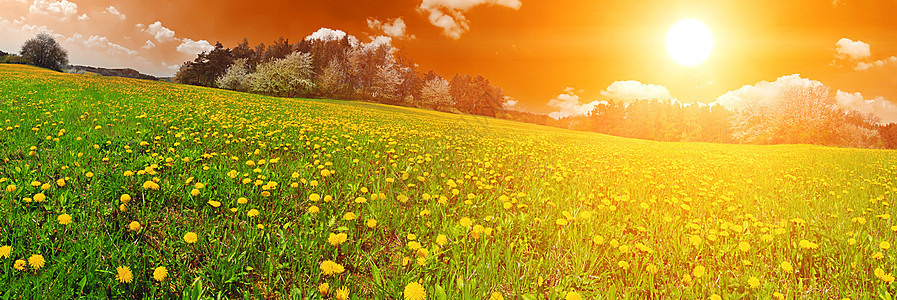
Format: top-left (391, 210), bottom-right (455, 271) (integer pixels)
top-left (1, 64), bottom-right (896, 299)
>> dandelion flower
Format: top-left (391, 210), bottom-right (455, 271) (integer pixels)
top-left (318, 283), bottom-right (329, 295)
top-left (618, 260), bottom-right (630, 270)
top-left (237, 197), bottom-right (248, 204)
top-left (56, 178), bottom-right (65, 187)
top-left (320, 260), bottom-right (345, 275)
top-left (403, 281), bottom-right (426, 300)
top-left (880, 241), bottom-right (891, 250)
top-left (459, 217), bottom-right (473, 227)
top-left (646, 263), bottom-right (659, 274)
top-left (0, 245), bottom-right (11, 259)
top-left (207, 200), bottom-right (221, 207)
top-left (709, 295), bottom-right (722, 300)
top-left (14, 259), bottom-right (26, 270)
top-left (57, 213), bottom-right (72, 225)
top-left (693, 265), bottom-right (706, 278)
top-left (798, 239), bottom-right (818, 249)
top-left (184, 232), bottom-right (198, 244)
top-left (748, 276), bottom-right (761, 289)
top-left (33, 193), bottom-right (46, 202)
top-left (738, 242), bottom-right (751, 252)
top-left (129, 221), bottom-right (141, 232)
top-left (153, 266), bottom-right (168, 281)
top-left (490, 292), bottom-right (504, 300)
top-left (247, 209), bottom-right (259, 217)
top-left (142, 181), bottom-right (160, 190)
top-left (120, 194), bottom-right (131, 203)
top-left (116, 266), bottom-right (133, 283)
top-left (328, 233), bottom-right (348, 246)
top-left (436, 234), bottom-right (448, 246)
top-left (308, 206), bottom-right (319, 213)
top-left (28, 254), bottom-right (45, 270)
top-left (343, 212), bottom-right (357, 220)
top-left (4, 184), bottom-right (16, 193)
top-left (335, 286), bottom-right (349, 300)
top-left (366, 219), bottom-right (377, 228)
top-left (565, 291), bottom-right (582, 300)
top-left (780, 261), bottom-right (793, 273)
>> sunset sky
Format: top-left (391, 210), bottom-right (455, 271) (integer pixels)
top-left (1, 0), bottom-right (896, 119)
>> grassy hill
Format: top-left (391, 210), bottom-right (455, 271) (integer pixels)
top-left (1, 64), bottom-right (896, 299)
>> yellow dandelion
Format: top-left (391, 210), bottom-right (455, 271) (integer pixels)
top-left (693, 265), bottom-right (706, 278)
top-left (328, 232), bottom-right (348, 246)
top-left (153, 266), bottom-right (168, 281)
top-left (129, 221), bottom-right (141, 232)
top-left (490, 292), bottom-right (504, 300)
top-left (342, 212), bottom-right (357, 220)
top-left (780, 261), bottom-right (793, 273)
top-left (318, 282), bottom-right (329, 295)
top-left (308, 206), bottom-right (319, 214)
top-left (880, 241), bottom-right (891, 250)
top-left (237, 197), bottom-right (248, 204)
top-left (320, 260), bottom-right (345, 275)
top-left (120, 194), bottom-right (131, 203)
top-left (366, 219), bottom-right (377, 228)
top-left (184, 232), bottom-right (198, 244)
top-left (565, 291), bottom-right (582, 300)
top-left (57, 213), bottom-right (72, 225)
top-left (142, 181), bottom-right (160, 190)
top-left (436, 234), bottom-right (448, 246)
top-left (116, 266), bottom-right (133, 283)
top-left (247, 209), bottom-right (259, 217)
top-left (0, 245), bottom-right (11, 259)
top-left (709, 295), bottom-right (722, 300)
top-left (403, 281), bottom-right (426, 300)
top-left (33, 193), bottom-right (46, 202)
top-left (28, 254), bottom-right (45, 270)
top-left (335, 286), bottom-right (349, 300)
top-left (618, 260), bottom-right (630, 270)
top-left (208, 200), bottom-right (221, 207)
top-left (14, 259), bottom-right (26, 270)
top-left (748, 276), bottom-right (761, 289)
top-left (459, 217), bottom-right (473, 227)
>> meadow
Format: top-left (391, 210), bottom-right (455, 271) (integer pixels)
top-left (0, 64), bottom-right (895, 299)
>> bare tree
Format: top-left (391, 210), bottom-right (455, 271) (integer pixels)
top-left (316, 57), bottom-right (350, 98)
top-left (20, 33), bottom-right (68, 71)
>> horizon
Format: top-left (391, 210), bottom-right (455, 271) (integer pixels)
top-left (1, 0), bottom-right (896, 118)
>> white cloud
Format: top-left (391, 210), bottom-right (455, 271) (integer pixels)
top-left (103, 6), bottom-right (126, 20)
top-left (143, 21), bottom-right (177, 43)
top-left (834, 38), bottom-right (870, 61)
top-left (305, 27), bottom-right (348, 42)
top-left (367, 17), bottom-right (415, 40)
top-left (77, 13), bottom-right (88, 20)
top-left (835, 91), bottom-right (897, 124)
top-left (856, 56), bottom-right (897, 71)
top-left (418, 0), bottom-right (522, 39)
top-left (29, 0), bottom-right (79, 21)
top-left (547, 87), bottom-right (605, 119)
top-left (73, 34), bottom-right (138, 56)
top-left (600, 80), bottom-right (674, 103)
top-left (713, 74), bottom-right (824, 111)
top-left (142, 40), bottom-right (155, 49)
top-left (176, 38), bottom-right (213, 55)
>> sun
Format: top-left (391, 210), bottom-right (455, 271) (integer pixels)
top-left (666, 19), bottom-right (713, 66)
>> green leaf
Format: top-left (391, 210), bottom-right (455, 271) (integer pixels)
top-left (434, 284), bottom-right (447, 300)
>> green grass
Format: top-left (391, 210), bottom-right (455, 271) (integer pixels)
top-left (0, 64), bottom-right (896, 299)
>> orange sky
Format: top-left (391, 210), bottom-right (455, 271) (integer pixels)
top-left (1, 0), bottom-right (896, 117)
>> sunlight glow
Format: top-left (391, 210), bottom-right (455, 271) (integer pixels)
top-left (666, 19), bottom-right (713, 66)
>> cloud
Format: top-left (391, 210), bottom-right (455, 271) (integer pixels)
top-left (143, 21), bottom-right (177, 43)
top-left (176, 38), bottom-right (214, 55)
top-left (29, 0), bottom-right (79, 21)
top-left (69, 34), bottom-right (138, 56)
top-left (713, 74), bottom-right (824, 111)
top-left (77, 13), bottom-right (88, 20)
top-left (600, 80), bottom-right (674, 103)
top-left (418, 0), bottom-right (522, 39)
top-left (835, 91), bottom-right (897, 124)
top-left (367, 17), bottom-right (415, 40)
top-left (834, 38), bottom-right (871, 61)
top-left (103, 6), bottom-right (126, 20)
top-left (856, 56), bottom-right (897, 71)
top-left (547, 87), bottom-right (605, 119)
top-left (142, 40), bottom-right (155, 49)
top-left (305, 27), bottom-right (352, 43)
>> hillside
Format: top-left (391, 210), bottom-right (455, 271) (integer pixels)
top-left (1, 64), bottom-right (896, 299)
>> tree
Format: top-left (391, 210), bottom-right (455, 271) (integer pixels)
top-left (20, 33), bottom-right (68, 71)
top-left (316, 57), bottom-right (350, 98)
top-left (216, 58), bottom-right (250, 92)
top-left (247, 52), bottom-right (316, 97)
top-left (174, 42), bottom-right (233, 87)
top-left (420, 77), bottom-right (453, 110)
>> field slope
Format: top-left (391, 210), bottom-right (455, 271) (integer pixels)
top-left (1, 64), bottom-right (896, 299)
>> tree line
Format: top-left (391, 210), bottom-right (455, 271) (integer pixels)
top-left (174, 36), bottom-right (506, 117)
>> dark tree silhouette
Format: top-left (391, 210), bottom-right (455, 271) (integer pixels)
top-left (20, 33), bottom-right (68, 71)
